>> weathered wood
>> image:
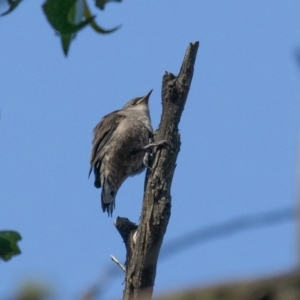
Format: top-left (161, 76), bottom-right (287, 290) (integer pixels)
top-left (119, 42), bottom-right (199, 300)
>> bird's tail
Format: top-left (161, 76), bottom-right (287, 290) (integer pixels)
top-left (101, 176), bottom-right (116, 217)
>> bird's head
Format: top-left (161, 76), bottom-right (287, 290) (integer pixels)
top-left (123, 90), bottom-right (153, 111)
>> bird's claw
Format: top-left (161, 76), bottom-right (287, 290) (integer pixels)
top-left (142, 140), bottom-right (171, 169)
top-left (143, 152), bottom-right (152, 169)
top-left (142, 139), bottom-right (171, 152)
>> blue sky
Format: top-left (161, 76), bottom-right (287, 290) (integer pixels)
top-left (1, 1), bottom-right (300, 299)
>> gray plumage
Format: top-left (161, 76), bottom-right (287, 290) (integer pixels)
top-left (89, 90), bottom-right (153, 216)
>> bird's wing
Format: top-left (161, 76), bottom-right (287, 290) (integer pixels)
top-left (89, 110), bottom-right (124, 177)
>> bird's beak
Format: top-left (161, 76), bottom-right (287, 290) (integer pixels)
top-left (137, 89), bottom-right (153, 105)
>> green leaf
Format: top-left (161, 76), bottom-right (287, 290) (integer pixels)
top-left (43, 0), bottom-right (95, 56)
top-left (0, 230), bottom-right (22, 261)
top-left (43, 0), bottom-right (94, 35)
top-left (43, 0), bottom-right (119, 56)
top-left (61, 0), bottom-right (86, 56)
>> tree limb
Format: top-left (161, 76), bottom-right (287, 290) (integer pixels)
top-left (118, 41), bottom-right (199, 300)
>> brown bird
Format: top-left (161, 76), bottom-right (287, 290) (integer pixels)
top-left (89, 90), bottom-right (154, 216)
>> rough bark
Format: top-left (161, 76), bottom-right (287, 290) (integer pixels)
top-left (117, 41), bottom-right (199, 300)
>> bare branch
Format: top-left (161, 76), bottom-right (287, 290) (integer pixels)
top-left (118, 42), bottom-right (199, 300)
top-left (110, 255), bottom-right (126, 272)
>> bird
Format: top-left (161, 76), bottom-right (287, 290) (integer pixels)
top-left (89, 90), bottom-right (154, 216)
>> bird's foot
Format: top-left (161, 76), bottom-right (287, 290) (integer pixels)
top-left (143, 152), bottom-right (151, 169)
top-left (142, 140), bottom-right (171, 169)
top-left (142, 140), bottom-right (171, 152)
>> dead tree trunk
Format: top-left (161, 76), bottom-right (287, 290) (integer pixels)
top-left (116, 41), bottom-right (199, 300)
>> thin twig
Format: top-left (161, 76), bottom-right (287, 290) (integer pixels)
top-left (110, 255), bottom-right (126, 272)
